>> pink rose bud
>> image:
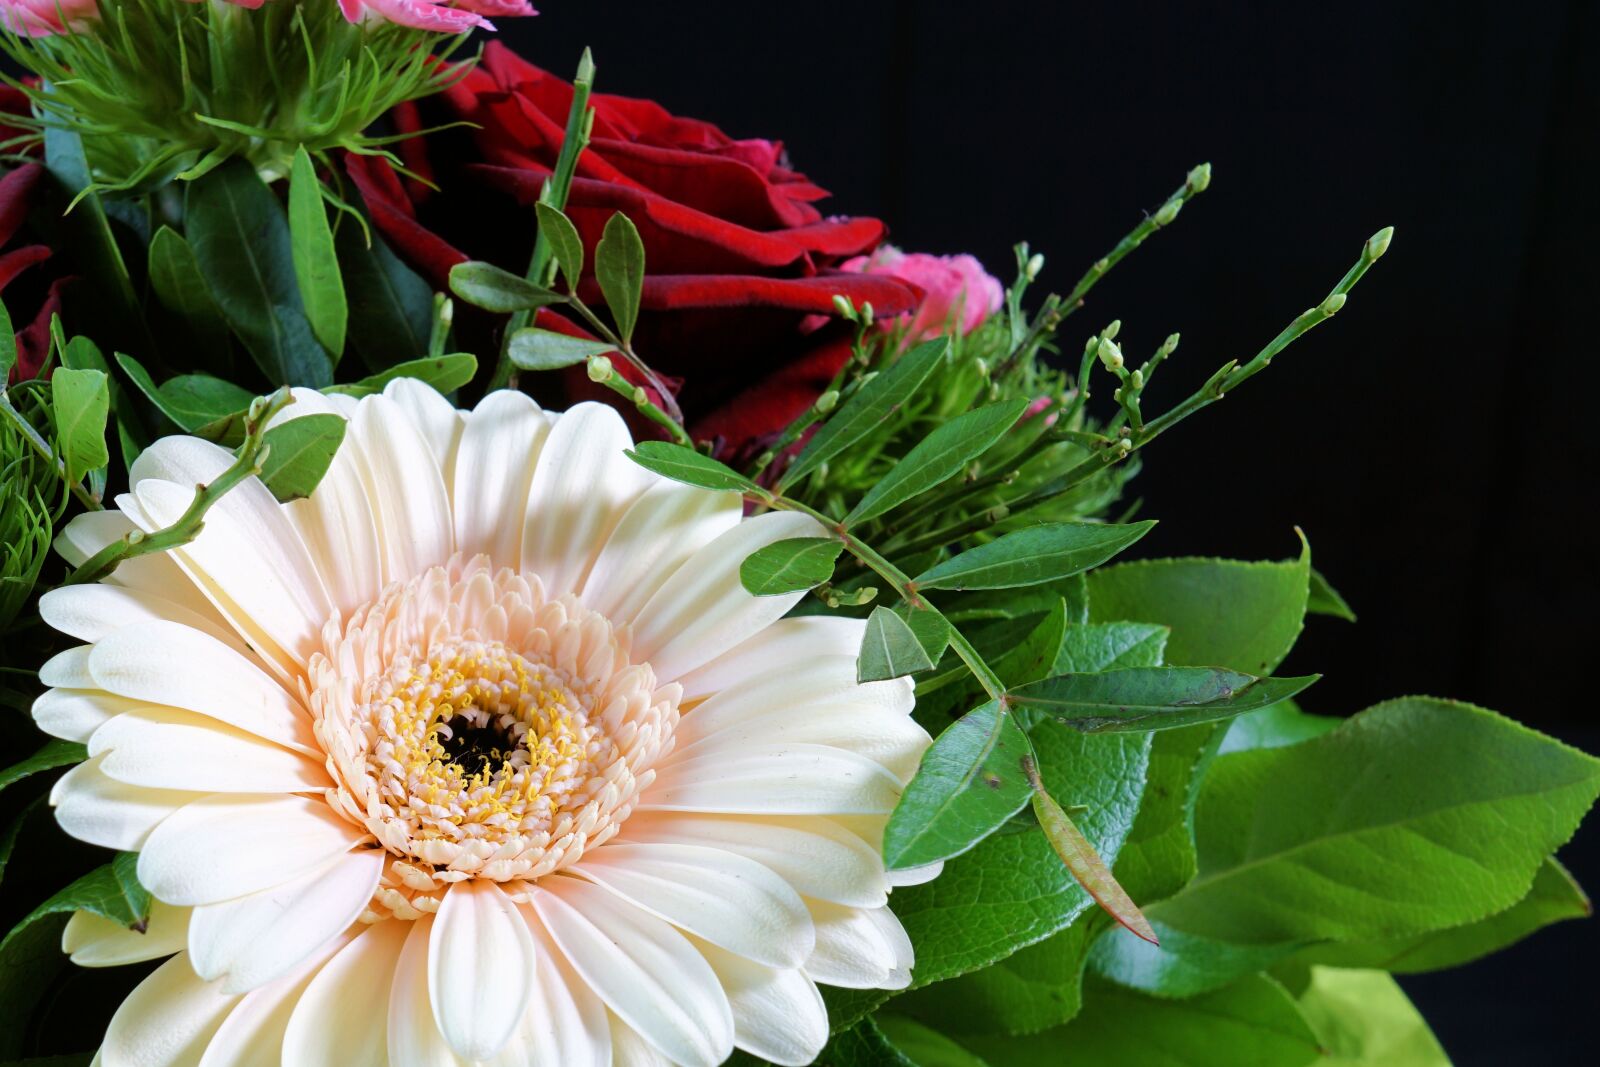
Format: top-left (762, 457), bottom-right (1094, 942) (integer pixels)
top-left (0, 0), bottom-right (100, 37)
top-left (841, 245), bottom-right (1005, 342)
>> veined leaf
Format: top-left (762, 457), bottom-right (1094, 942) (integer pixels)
top-left (507, 328), bottom-right (616, 371)
top-left (1089, 918), bottom-right (1299, 1000)
top-left (859, 606), bottom-right (943, 682)
top-left (915, 521), bottom-right (1155, 591)
top-left (1053, 622), bottom-right (1170, 675)
top-left (883, 700), bottom-right (1033, 870)
top-left (51, 367), bottom-right (110, 489)
top-left (1010, 668), bottom-right (1319, 733)
top-left (1290, 967), bottom-right (1449, 1066)
top-left (116, 352), bottom-right (252, 432)
top-left (739, 537), bottom-right (842, 596)
top-left (536, 203), bottom-right (585, 291)
top-left (845, 399), bottom-right (1029, 524)
top-left (448, 261), bottom-right (565, 314)
top-left (1031, 774), bottom-right (1157, 944)
top-left (625, 441), bottom-right (761, 495)
top-left (1219, 699), bottom-right (1340, 755)
top-left (1308, 567), bottom-right (1356, 621)
top-left (782, 338), bottom-right (948, 488)
top-left (257, 414), bottom-right (346, 503)
top-left (325, 354), bottom-right (478, 398)
top-left (288, 148), bottom-right (348, 359)
top-left (148, 225), bottom-right (229, 350)
top-left (595, 212), bottom-right (645, 343)
top-left (0, 740), bottom-right (87, 794)
top-left (873, 1016), bottom-right (990, 1067)
top-left (337, 222), bottom-right (432, 368)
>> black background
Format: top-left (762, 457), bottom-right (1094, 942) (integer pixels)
top-left (498, 1), bottom-right (1597, 1061)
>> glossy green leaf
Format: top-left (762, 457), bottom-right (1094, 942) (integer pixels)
top-left (1011, 668), bottom-right (1318, 733)
top-left (326, 354), bottom-right (478, 398)
top-left (536, 203), bottom-right (585, 291)
top-left (1290, 967), bottom-right (1449, 1066)
top-left (288, 148), bottom-right (348, 359)
top-left (1111, 722), bottom-right (1226, 905)
top-left (625, 441), bottom-right (761, 494)
top-left (448, 261), bottom-right (565, 314)
top-left (1307, 567), bottom-right (1356, 621)
top-left (860, 606), bottom-right (941, 683)
top-left (0, 741), bottom-right (86, 794)
top-left (51, 367), bottom-right (109, 488)
top-left (916, 521), bottom-right (1155, 591)
top-left (257, 414), bottom-right (346, 503)
top-left (813, 1018), bottom-right (916, 1067)
top-left (595, 212), bottom-right (645, 343)
top-left (874, 1016), bottom-right (991, 1066)
top-left (507, 328), bottom-right (617, 371)
top-left (738, 537), bottom-right (842, 596)
top-left (115, 352), bottom-right (252, 433)
top-left (186, 160), bottom-right (332, 386)
top-left (1089, 918), bottom-right (1299, 1000)
top-left (1053, 622), bottom-right (1169, 675)
top-left (883, 700), bottom-right (1033, 870)
top-left (846, 399), bottom-right (1029, 524)
top-left (782, 338), bottom-right (948, 488)
top-left (147, 225), bottom-right (229, 350)
top-left (337, 223), bottom-right (432, 369)
top-left (992, 597), bottom-right (1068, 691)
top-left (1157, 697), bottom-right (1600, 945)
top-left (1087, 537), bottom-right (1311, 673)
top-left (1218, 699), bottom-right (1340, 755)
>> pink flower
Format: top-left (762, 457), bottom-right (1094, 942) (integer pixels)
top-left (0, 0), bottom-right (98, 37)
top-left (338, 0), bottom-right (535, 33)
top-left (841, 245), bottom-right (1004, 341)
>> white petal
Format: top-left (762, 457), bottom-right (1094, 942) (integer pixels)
top-left (138, 795), bottom-right (361, 906)
top-left (694, 939), bottom-right (828, 1067)
top-left (51, 755), bottom-right (191, 851)
top-left (641, 744), bottom-right (903, 816)
top-left (350, 394), bottom-right (455, 584)
top-left (90, 706), bottom-right (328, 795)
top-left (622, 812), bottom-right (888, 908)
top-left (675, 616), bottom-right (867, 702)
top-left (56, 509), bottom-right (137, 566)
top-left (484, 912), bottom-right (611, 1067)
top-left (33, 688), bottom-right (139, 742)
top-left (39, 645), bottom-right (94, 687)
top-left (189, 850), bottom-right (383, 994)
top-left (453, 390), bottom-right (550, 568)
top-left (630, 511), bottom-right (824, 682)
top-left (101, 953), bottom-right (237, 1067)
top-left (520, 402), bottom-right (652, 598)
top-left (802, 900), bottom-right (908, 990)
top-left (867, 903), bottom-right (916, 988)
top-left (389, 916), bottom-right (468, 1067)
top-left (572, 842), bottom-right (813, 968)
top-left (428, 880), bottom-right (535, 1061)
top-left (282, 921), bottom-right (409, 1067)
top-left (198, 932), bottom-right (355, 1067)
top-left (89, 622), bottom-right (316, 755)
top-left (532, 876), bottom-right (733, 1067)
top-left (383, 377), bottom-right (465, 480)
top-left (39, 584), bottom-right (249, 653)
top-left (886, 860), bottom-right (945, 887)
top-left (65, 900), bottom-right (190, 967)
top-left (608, 1015), bottom-right (675, 1067)
top-left (580, 479), bottom-right (742, 622)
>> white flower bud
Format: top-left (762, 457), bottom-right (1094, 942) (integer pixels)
top-left (1097, 337), bottom-right (1125, 372)
top-left (586, 355), bottom-right (613, 382)
top-left (1026, 253), bottom-right (1045, 280)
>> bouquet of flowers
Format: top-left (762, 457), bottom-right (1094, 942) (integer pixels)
top-left (1, 5), bottom-right (1594, 1065)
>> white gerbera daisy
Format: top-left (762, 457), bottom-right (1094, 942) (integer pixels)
top-left (35, 381), bottom-right (937, 1067)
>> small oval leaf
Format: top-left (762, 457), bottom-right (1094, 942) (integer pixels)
top-left (595, 211), bottom-right (645, 343)
top-left (507, 328), bottom-right (616, 371)
top-left (257, 414), bottom-right (347, 503)
top-left (915, 521), bottom-right (1156, 591)
top-left (625, 441), bottom-right (761, 494)
top-left (739, 537), bottom-right (844, 596)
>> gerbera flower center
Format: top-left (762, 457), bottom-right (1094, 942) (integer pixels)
top-left (305, 555), bottom-right (682, 920)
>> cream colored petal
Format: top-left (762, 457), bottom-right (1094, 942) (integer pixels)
top-left (572, 842), bottom-right (813, 968)
top-left (51, 755), bottom-right (192, 851)
top-left (620, 812), bottom-right (888, 909)
top-left (65, 900), bottom-right (190, 967)
top-left (520, 402), bottom-right (653, 598)
top-left (33, 688), bottom-right (138, 743)
top-left (607, 1014), bottom-right (675, 1067)
top-left (802, 900), bottom-right (910, 990)
top-left (89, 706), bottom-right (328, 795)
top-left (138, 795), bottom-right (361, 907)
top-left (55, 509), bottom-right (136, 567)
top-left (886, 860), bottom-right (945, 887)
top-left (640, 744), bottom-right (903, 816)
top-left (349, 393), bottom-right (455, 585)
top-left (693, 938), bottom-right (828, 1067)
top-left (453, 390), bottom-right (549, 569)
top-left (39, 645), bottom-right (93, 687)
top-left (383, 377), bottom-right (465, 482)
top-left (100, 952), bottom-right (237, 1067)
top-left (88, 622), bottom-right (315, 756)
top-left (629, 510), bottom-right (824, 682)
top-left (484, 911), bottom-right (611, 1067)
top-left (389, 916), bottom-right (467, 1067)
top-left (428, 880), bottom-right (535, 1061)
top-left (580, 479), bottom-right (742, 623)
top-left (282, 921), bottom-right (409, 1067)
top-left (38, 584), bottom-right (249, 653)
top-left (674, 616), bottom-right (867, 703)
top-left (867, 903), bottom-right (916, 989)
top-left (531, 877), bottom-right (733, 1067)
top-left (198, 931), bottom-right (355, 1067)
top-left (667, 698), bottom-right (929, 783)
top-left (188, 850), bottom-right (383, 994)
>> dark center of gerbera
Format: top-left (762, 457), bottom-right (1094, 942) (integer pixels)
top-left (439, 714), bottom-right (523, 778)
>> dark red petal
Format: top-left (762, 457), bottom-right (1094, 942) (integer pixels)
top-left (0, 162), bottom-right (44, 247)
top-left (689, 333), bottom-right (856, 448)
top-left (345, 154), bottom-right (468, 287)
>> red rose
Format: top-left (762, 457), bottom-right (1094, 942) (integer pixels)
top-left (350, 43), bottom-right (918, 452)
top-left (1, 88), bottom-right (64, 383)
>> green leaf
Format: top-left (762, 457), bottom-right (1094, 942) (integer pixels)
top-left (185, 159), bottom-right (332, 386)
top-left (257, 414), bottom-right (347, 503)
top-left (1111, 723), bottom-right (1226, 905)
top-left (625, 441), bottom-right (761, 494)
top-left (993, 597), bottom-right (1068, 690)
top-left (1307, 567), bottom-right (1356, 621)
top-left (1089, 918), bottom-right (1299, 1000)
top-left (0, 740), bottom-right (86, 794)
top-left (915, 521), bottom-right (1155, 592)
top-left (890, 726), bottom-right (1150, 986)
top-left (536, 203), bottom-right (585, 291)
top-left (325, 354), bottom-right (478, 398)
top-left (507, 328), bottom-right (616, 372)
top-left (1053, 622), bottom-right (1169, 675)
top-left (1218, 699), bottom-right (1340, 755)
top-left (288, 148), bottom-right (348, 359)
top-left (0, 298), bottom-right (14, 380)
top-left (1290, 967), bottom-right (1449, 1066)
top-left (1294, 856), bottom-right (1590, 973)
top-left (859, 606), bottom-right (940, 682)
top-left (1086, 539), bottom-right (1311, 674)
top-left (738, 537), bottom-right (843, 596)
top-left (883, 700), bottom-right (1033, 870)
top-left (115, 352), bottom-right (253, 433)
top-left (874, 1016), bottom-right (991, 1066)
top-left (51, 367), bottom-right (110, 488)
top-left (1033, 779), bottom-right (1158, 944)
top-left (40, 128), bottom-right (141, 344)
top-left (1012, 669), bottom-right (1319, 734)
top-left (813, 1018), bottom-right (916, 1067)
top-left (963, 974), bottom-right (1321, 1067)
top-left (845, 399), bottom-right (1029, 524)
top-left (783, 338), bottom-right (948, 488)
top-left (337, 223), bottom-right (432, 369)
top-left (1156, 697), bottom-right (1600, 945)
top-left (448, 261), bottom-right (565, 314)
top-left (148, 225), bottom-right (230, 350)
top-left (595, 212), bottom-right (645, 343)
